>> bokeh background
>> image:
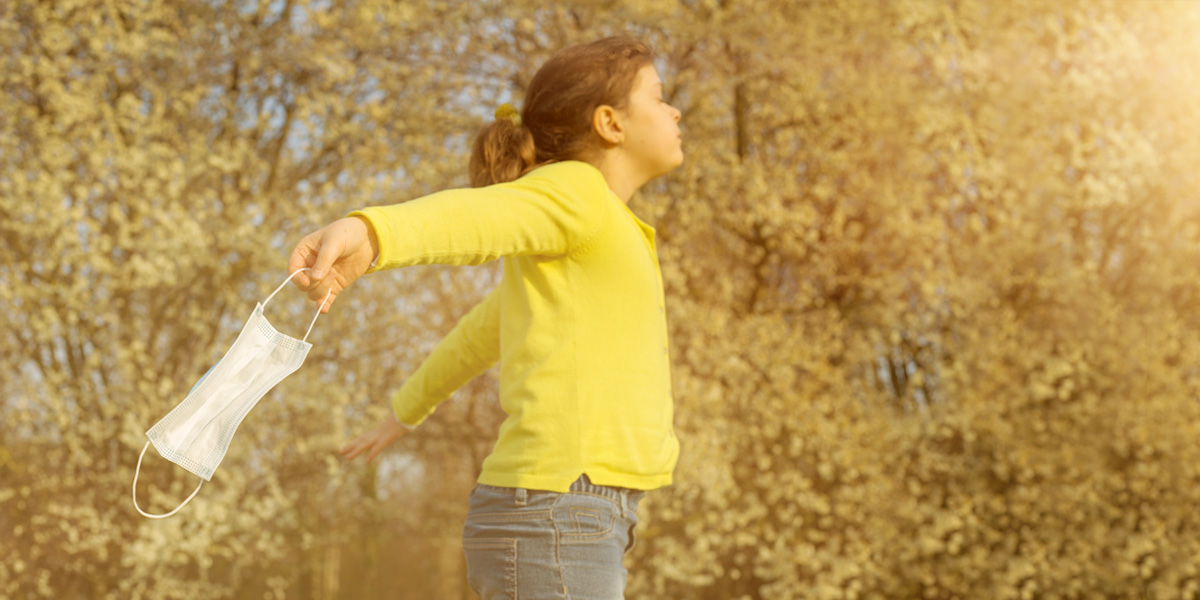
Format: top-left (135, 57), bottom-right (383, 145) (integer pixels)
top-left (5, 0), bottom-right (1200, 598)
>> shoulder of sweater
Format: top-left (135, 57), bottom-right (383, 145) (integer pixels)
top-left (520, 160), bottom-right (609, 194)
top-left (513, 162), bottom-right (615, 255)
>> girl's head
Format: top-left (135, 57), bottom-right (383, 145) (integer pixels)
top-left (469, 36), bottom-right (682, 188)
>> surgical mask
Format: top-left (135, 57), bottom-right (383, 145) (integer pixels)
top-left (132, 269), bottom-right (330, 518)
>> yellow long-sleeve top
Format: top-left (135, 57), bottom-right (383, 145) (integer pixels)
top-left (347, 160), bottom-right (678, 492)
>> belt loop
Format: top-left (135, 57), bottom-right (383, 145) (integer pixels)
top-left (515, 487), bottom-right (528, 506)
top-left (619, 490), bottom-right (628, 515)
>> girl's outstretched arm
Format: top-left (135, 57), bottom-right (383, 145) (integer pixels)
top-left (350, 162), bottom-right (609, 271)
top-left (288, 162), bottom-right (604, 313)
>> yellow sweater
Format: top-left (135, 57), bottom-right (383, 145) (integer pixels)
top-left (347, 161), bottom-right (678, 492)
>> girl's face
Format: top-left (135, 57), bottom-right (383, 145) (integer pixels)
top-left (620, 65), bottom-right (683, 180)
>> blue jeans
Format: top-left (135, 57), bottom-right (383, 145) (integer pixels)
top-left (462, 474), bottom-right (646, 599)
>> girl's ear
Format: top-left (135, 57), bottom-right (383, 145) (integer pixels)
top-left (592, 105), bottom-right (624, 146)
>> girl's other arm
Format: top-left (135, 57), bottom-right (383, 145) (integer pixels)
top-left (338, 287), bottom-right (501, 462)
top-left (389, 285), bottom-right (501, 427)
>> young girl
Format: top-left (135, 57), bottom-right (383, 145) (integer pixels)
top-left (287, 36), bottom-right (682, 599)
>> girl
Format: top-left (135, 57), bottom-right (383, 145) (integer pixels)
top-left (287, 36), bottom-right (682, 599)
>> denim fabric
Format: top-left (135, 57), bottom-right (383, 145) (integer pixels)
top-left (462, 474), bottom-right (646, 600)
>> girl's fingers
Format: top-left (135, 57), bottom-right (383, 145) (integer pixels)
top-left (309, 229), bottom-right (346, 283)
top-left (340, 438), bottom-right (364, 459)
top-left (289, 233), bottom-right (326, 290)
top-left (288, 250), bottom-right (313, 289)
top-left (340, 434), bottom-right (378, 461)
top-left (340, 426), bottom-right (394, 462)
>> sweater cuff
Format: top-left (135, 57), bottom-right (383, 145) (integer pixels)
top-left (392, 412), bottom-right (416, 430)
top-left (346, 209), bottom-right (386, 274)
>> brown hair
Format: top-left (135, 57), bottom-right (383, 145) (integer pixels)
top-left (468, 36), bottom-right (655, 187)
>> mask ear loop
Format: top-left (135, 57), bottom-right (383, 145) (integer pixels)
top-left (263, 268), bottom-right (314, 308)
top-left (132, 441), bottom-right (204, 519)
top-left (303, 289), bottom-right (332, 343)
top-left (262, 268), bottom-right (332, 342)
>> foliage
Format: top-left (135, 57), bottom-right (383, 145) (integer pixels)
top-left (3, 0), bottom-right (1200, 598)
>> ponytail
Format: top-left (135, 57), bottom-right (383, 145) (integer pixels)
top-left (468, 108), bottom-right (537, 188)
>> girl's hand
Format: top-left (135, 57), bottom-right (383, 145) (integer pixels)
top-left (288, 216), bottom-right (379, 313)
top-left (338, 415), bottom-right (410, 463)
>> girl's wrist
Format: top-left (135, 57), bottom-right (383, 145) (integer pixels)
top-left (349, 215), bottom-right (380, 262)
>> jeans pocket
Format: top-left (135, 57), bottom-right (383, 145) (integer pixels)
top-left (462, 538), bottom-right (517, 600)
top-left (557, 493), bottom-right (619, 544)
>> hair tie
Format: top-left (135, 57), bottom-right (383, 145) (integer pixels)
top-left (494, 103), bottom-right (522, 128)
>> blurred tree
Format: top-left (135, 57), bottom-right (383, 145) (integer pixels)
top-left (0, 0), bottom-right (503, 597)
top-left (626, 1), bottom-right (1200, 598)
top-left (3, 0), bottom-right (1200, 599)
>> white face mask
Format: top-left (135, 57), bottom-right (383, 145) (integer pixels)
top-left (132, 269), bottom-right (331, 518)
